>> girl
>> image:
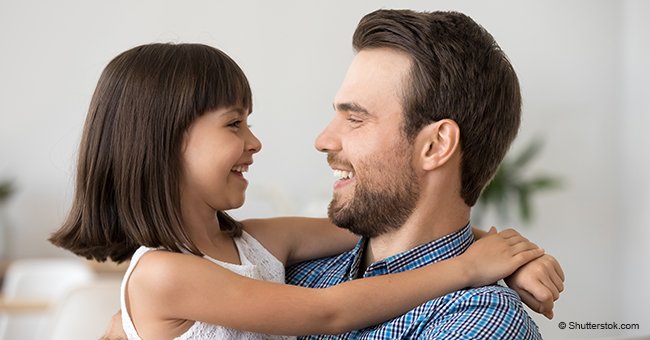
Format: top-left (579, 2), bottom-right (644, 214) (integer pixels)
top-left (50, 43), bottom-right (544, 339)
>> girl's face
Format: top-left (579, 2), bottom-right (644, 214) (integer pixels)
top-left (180, 106), bottom-right (261, 213)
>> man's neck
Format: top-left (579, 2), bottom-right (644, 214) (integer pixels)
top-left (361, 202), bottom-right (470, 271)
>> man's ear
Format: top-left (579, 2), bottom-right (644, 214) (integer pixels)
top-left (417, 119), bottom-right (460, 171)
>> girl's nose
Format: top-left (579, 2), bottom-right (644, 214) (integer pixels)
top-left (246, 128), bottom-right (262, 153)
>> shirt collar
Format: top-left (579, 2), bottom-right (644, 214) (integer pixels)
top-left (347, 223), bottom-right (474, 279)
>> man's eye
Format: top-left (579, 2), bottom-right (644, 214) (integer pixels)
top-left (347, 117), bottom-right (362, 124)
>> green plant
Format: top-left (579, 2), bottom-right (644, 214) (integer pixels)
top-left (0, 180), bottom-right (15, 204)
top-left (475, 138), bottom-right (562, 224)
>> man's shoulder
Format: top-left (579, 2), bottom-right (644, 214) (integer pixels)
top-left (446, 284), bottom-right (524, 306)
top-left (440, 284), bottom-right (532, 318)
top-left (423, 284), bottom-right (542, 339)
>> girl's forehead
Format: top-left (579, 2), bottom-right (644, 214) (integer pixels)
top-left (201, 105), bottom-right (250, 118)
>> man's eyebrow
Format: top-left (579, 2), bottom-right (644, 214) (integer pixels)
top-left (334, 102), bottom-right (371, 117)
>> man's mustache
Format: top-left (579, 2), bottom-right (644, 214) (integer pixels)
top-left (327, 153), bottom-right (353, 170)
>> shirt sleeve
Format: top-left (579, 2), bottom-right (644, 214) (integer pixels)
top-left (422, 286), bottom-right (542, 340)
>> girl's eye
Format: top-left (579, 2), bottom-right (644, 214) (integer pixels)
top-left (228, 120), bottom-right (242, 128)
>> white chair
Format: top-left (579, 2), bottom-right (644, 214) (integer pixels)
top-left (0, 258), bottom-right (95, 340)
top-left (43, 279), bottom-right (121, 340)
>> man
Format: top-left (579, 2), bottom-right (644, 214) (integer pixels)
top-left (103, 9), bottom-right (563, 339)
top-left (285, 9), bottom-right (553, 339)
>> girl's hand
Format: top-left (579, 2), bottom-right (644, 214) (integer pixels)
top-left (504, 254), bottom-right (565, 319)
top-left (460, 227), bottom-right (544, 288)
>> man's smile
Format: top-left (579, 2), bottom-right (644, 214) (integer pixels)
top-left (332, 168), bottom-right (355, 190)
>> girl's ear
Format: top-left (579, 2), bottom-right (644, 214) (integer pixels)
top-left (416, 119), bottom-right (461, 171)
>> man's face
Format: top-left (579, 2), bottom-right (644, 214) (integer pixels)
top-left (315, 48), bottom-right (420, 237)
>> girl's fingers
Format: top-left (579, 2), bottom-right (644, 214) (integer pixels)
top-left (520, 284), bottom-right (554, 319)
top-left (513, 248), bottom-right (545, 265)
top-left (544, 275), bottom-right (561, 301)
top-left (504, 234), bottom-right (532, 247)
top-left (550, 268), bottom-right (565, 294)
top-left (497, 228), bottom-right (519, 239)
top-left (551, 256), bottom-right (566, 282)
top-left (510, 240), bottom-right (540, 254)
top-left (538, 256), bottom-right (565, 294)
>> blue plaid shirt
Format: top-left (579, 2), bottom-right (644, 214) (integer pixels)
top-left (286, 224), bottom-right (542, 339)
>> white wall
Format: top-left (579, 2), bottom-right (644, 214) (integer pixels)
top-left (0, 1), bottom-right (647, 339)
top-left (620, 0), bottom-right (650, 335)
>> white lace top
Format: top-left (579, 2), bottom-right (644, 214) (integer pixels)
top-left (120, 231), bottom-right (295, 340)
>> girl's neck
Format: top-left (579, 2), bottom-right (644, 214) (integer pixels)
top-left (181, 205), bottom-right (241, 265)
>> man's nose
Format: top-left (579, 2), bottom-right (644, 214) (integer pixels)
top-left (315, 119), bottom-right (341, 153)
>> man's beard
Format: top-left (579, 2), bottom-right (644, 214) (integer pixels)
top-left (327, 152), bottom-right (419, 238)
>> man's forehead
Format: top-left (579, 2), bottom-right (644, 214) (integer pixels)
top-left (334, 48), bottom-right (409, 116)
top-left (351, 48), bottom-right (411, 79)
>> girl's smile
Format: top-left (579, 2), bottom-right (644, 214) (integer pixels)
top-left (181, 106), bottom-right (261, 212)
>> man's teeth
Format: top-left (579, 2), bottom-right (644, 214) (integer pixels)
top-left (232, 165), bottom-right (249, 173)
top-left (333, 169), bottom-right (354, 180)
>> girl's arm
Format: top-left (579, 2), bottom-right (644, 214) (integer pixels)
top-left (472, 226), bottom-right (488, 239)
top-left (246, 218), bottom-right (565, 320)
top-left (242, 217), bottom-right (359, 266)
top-left (472, 225), bottom-right (566, 319)
top-left (128, 228), bottom-right (543, 336)
top-left (505, 254), bottom-right (565, 319)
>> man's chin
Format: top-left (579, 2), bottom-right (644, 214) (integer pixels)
top-left (327, 203), bottom-right (352, 230)
top-left (326, 207), bottom-right (344, 227)
top-left (327, 196), bottom-right (346, 215)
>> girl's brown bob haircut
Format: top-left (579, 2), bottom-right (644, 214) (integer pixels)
top-left (49, 43), bottom-right (251, 263)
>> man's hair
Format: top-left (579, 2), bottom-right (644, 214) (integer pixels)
top-left (353, 9), bottom-right (521, 206)
top-left (49, 43), bottom-right (250, 262)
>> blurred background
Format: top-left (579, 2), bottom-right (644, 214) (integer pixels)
top-left (0, 0), bottom-right (648, 339)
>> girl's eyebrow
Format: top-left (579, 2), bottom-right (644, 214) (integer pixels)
top-left (236, 106), bottom-right (254, 116)
top-left (222, 107), bottom-right (247, 117)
